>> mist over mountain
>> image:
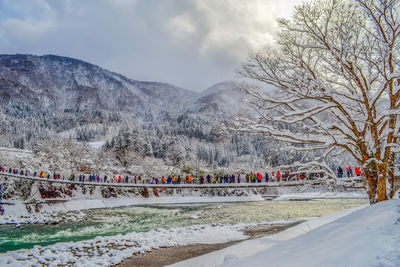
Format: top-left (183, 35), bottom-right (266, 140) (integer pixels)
top-left (194, 81), bottom-right (242, 115)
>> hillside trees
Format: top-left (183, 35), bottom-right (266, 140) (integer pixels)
top-left (0, 107), bottom-right (5, 141)
top-left (238, 0), bottom-right (400, 203)
top-left (33, 136), bottom-right (92, 171)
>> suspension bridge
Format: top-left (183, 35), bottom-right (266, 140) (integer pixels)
top-left (0, 171), bottom-right (364, 189)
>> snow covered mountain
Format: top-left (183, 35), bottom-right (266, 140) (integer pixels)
top-left (0, 54), bottom-right (198, 118)
top-left (194, 81), bottom-right (242, 115)
top-left (0, 54), bottom-right (246, 120)
top-left (0, 54), bottom-right (299, 171)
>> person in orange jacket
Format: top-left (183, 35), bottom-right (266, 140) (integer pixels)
top-left (172, 176), bottom-right (176, 184)
top-left (188, 175), bottom-right (192, 183)
top-left (162, 176), bottom-right (166, 184)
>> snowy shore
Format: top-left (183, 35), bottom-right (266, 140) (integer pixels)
top-left (0, 190), bottom-right (368, 225)
top-left (0, 223), bottom-right (248, 266)
top-left (0, 217), bottom-right (316, 266)
top-left (170, 200), bottom-right (400, 267)
top-left (0, 173), bottom-right (367, 225)
top-left (0, 200), bottom-right (378, 267)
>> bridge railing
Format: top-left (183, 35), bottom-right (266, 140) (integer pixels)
top-left (0, 172), bottom-right (340, 188)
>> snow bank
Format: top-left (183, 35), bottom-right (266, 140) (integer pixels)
top-left (274, 191), bottom-right (367, 201)
top-left (0, 223), bottom-right (250, 266)
top-left (170, 200), bottom-right (400, 267)
top-left (0, 202), bottom-right (86, 225)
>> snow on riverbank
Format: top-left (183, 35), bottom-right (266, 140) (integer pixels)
top-left (0, 188), bottom-right (368, 225)
top-left (0, 202), bottom-right (370, 267)
top-left (0, 221), bottom-right (287, 266)
top-left (274, 191), bottom-right (368, 201)
top-left (0, 190), bottom-right (367, 225)
top-left (0, 199), bottom-right (376, 266)
top-left (170, 200), bottom-right (400, 267)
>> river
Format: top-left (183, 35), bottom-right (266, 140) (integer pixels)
top-left (0, 199), bottom-right (367, 253)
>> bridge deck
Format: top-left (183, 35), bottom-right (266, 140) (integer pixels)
top-left (0, 172), bottom-right (363, 189)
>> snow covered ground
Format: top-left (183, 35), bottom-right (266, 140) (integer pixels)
top-left (274, 191), bottom-right (368, 201)
top-left (0, 195), bottom-right (384, 265)
top-left (1, 194), bottom-right (387, 267)
top-left (170, 199), bottom-right (400, 267)
top-left (0, 220), bottom-right (300, 266)
top-left (0, 174), bottom-right (376, 266)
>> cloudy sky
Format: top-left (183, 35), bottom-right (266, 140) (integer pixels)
top-left (0, 0), bottom-right (301, 92)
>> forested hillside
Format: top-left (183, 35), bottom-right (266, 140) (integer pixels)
top-left (0, 54), bottom-right (310, 174)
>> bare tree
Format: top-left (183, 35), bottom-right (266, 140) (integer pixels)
top-left (238, 0), bottom-right (400, 203)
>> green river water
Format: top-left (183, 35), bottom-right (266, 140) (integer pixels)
top-left (0, 199), bottom-right (368, 253)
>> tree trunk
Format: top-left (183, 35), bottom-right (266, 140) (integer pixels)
top-left (365, 159), bottom-right (378, 204)
top-left (377, 176), bottom-right (387, 202)
top-left (365, 173), bottom-right (377, 204)
top-left (364, 160), bottom-right (393, 204)
top-left (387, 154), bottom-right (396, 199)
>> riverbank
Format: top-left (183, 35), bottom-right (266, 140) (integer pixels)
top-left (121, 222), bottom-right (302, 267)
top-left (169, 200), bottom-right (400, 267)
top-left (0, 199), bottom-right (368, 266)
top-left (0, 189), bottom-right (367, 225)
top-left (1, 173), bottom-right (367, 226)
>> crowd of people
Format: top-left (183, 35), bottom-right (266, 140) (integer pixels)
top-left (337, 165), bottom-right (361, 178)
top-left (0, 164), bottom-right (362, 186)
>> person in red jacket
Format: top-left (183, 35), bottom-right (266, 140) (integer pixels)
top-left (277, 171), bottom-right (281, 181)
top-left (257, 173), bottom-right (262, 183)
top-left (355, 167), bottom-right (361, 176)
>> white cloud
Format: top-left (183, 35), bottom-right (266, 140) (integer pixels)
top-left (0, 0), bottom-right (57, 42)
top-left (0, 0), bottom-right (302, 91)
top-left (1, 17), bottom-right (56, 42)
top-left (108, 0), bottom-right (137, 8)
top-left (168, 15), bottom-right (197, 40)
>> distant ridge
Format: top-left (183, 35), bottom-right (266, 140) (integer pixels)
top-left (0, 54), bottom-right (198, 118)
